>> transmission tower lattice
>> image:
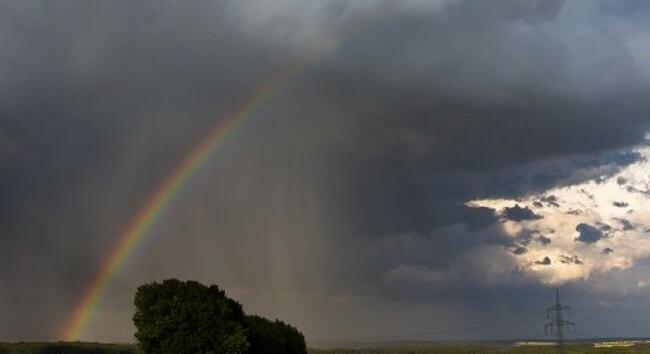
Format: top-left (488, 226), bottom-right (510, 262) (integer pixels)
top-left (545, 289), bottom-right (575, 354)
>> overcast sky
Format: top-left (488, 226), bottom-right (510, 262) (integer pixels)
top-left (3, 0), bottom-right (650, 343)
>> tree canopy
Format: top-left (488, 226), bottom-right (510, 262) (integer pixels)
top-left (133, 279), bottom-right (306, 354)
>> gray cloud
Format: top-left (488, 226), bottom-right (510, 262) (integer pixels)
top-left (537, 235), bottom-right (552, 245)
top-left (511, 246), bottom-right (528, 255)
top-left (541, 196), bottom-right (560, 208)
top-left (617, 218), bottom-right (636, 231)
top-left (575, 223), bottom-right (605, 244)
top-left (613, 201), bottom-right (630, 208)
top-left (502, 205), bottom-right (541, 221)
top-left (559, 254), bottom-right (583, 265)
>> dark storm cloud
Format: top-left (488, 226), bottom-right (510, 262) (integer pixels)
top-left (317, 2), bottom-right (650, 174)
top-left (0, 0), bottom-right (310, 340)
top-left (2, 0), bottom-right (650, 342)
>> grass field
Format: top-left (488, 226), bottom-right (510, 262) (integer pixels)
top-left (308, 342), bottom-right (650, 354)
top-left (2, 341), bottom-right (650, 353)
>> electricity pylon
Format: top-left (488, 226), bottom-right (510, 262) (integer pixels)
top-left (545, 289), bottom-right (575, 354)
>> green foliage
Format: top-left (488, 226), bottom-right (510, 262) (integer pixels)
top-left (133, 279), bottom-right (247, 354)
top-left (222, 327), bottom-right (249, 354)
top-left (132, 279), bottom-right (306, 354)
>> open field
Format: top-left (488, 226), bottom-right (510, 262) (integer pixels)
top-left (309, 341), bottom-right (650, 354)
top-left (3, 341), bottom-right (650, 354)
top-left (0, 342), bottom-right (136, 354)
top-left (309, 344), bottom-right (650, 354)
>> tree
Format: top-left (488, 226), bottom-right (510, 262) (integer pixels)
top-left (133, 279), bottom-right (307, 354)
top-left (133, 279), bottom-right (248, 354)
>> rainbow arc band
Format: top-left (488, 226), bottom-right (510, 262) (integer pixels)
top-left (62, 6), bottom-right (388, 339)
top-left (62, 57), bottom-right (314, 341)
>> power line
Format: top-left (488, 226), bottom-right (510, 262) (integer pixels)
top-left (545, 289), bottom-right (575, 354)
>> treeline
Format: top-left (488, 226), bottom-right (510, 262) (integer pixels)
top-left (133, 279), bottom-right (307, 354)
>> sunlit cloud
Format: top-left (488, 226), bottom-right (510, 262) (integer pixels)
top-left (468, 146), bottom-right (650, 285)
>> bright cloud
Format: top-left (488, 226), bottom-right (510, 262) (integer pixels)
top-left (468, 146), bottom-right (650, 285)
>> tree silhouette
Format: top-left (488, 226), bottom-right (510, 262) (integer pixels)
top-left (246, 316), bottom-right (306, 354)
top-left (133, 279), bottom-right (248, 354)
top-left (133, 279), bottom-right (306, 354)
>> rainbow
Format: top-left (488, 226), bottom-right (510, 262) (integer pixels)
top-left (62, 55), bottom-right (318, 341)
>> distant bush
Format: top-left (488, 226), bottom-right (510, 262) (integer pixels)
top-left (133, 279), bottom-right (306, 354)
top-left (246, 315), bottom-right (307, 354)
